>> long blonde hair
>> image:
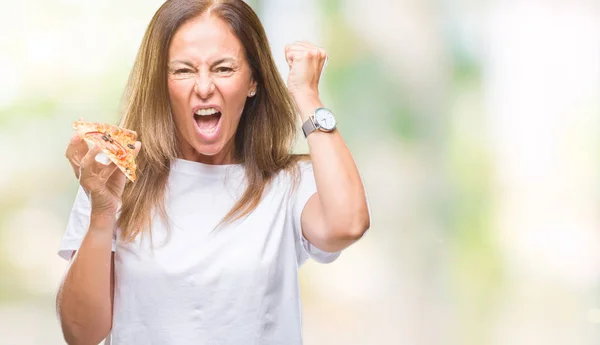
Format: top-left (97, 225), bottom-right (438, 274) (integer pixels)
top-left (117, 0), bottom-right (307, 242)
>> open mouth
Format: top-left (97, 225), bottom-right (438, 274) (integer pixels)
top-left (193, 108), bottom-right (222, 137)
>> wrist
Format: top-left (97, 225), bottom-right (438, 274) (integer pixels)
top-left (90, 212), bottom-right (117, 228)
top-left (292, 91), bottom-right (322, 121)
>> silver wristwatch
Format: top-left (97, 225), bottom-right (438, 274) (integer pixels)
top-left (302, 107), bottom-right (337, 138)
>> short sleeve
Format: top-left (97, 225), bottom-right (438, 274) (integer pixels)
top-left (57, 186), bottom-right (117, 261)
top-left (291, 161), bottom-right (342, 265)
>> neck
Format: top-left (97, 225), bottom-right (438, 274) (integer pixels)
top-left (178, 140), bottom-right (238, 165)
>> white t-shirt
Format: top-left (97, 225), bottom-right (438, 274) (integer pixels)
top-left (58, 159), bottom-right (341, 345)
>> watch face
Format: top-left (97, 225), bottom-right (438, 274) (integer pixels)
top-left (314, 108), bottom-right (336, 131)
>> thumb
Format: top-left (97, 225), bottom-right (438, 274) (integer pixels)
top-left (285, 51), bottom-right (295, 69)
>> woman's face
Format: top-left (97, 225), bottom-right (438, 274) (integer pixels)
top-left (167, 14), bottom-right (256, 164)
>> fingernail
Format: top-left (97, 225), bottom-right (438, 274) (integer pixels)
top-left (95, 151), bottom-right (111, 165)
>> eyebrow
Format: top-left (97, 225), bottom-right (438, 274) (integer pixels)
top-left (169, 58), bottom-right (238, 67)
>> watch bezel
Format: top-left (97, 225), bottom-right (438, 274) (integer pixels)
top-left (313, 107), bottom-right (336, 131)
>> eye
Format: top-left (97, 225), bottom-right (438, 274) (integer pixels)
top-left (174, 68), bottom-right (193, 74)
top-left (215, 66), bottom-right (234, 73)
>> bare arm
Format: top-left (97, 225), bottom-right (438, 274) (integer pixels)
top-left (58, 134), bottom-right (140, 344)
top-left (57, 216), bottom-right (115, 345)
top-left (285, 42), bottom-right (370, 253)
top-left (298, 101), bottom-right (370, 252)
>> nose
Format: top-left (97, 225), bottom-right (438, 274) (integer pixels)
top-left (193, 70), bottom-right (215, 99)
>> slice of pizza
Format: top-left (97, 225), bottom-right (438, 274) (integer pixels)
top-left (73, 120), bottom-right (139, 182)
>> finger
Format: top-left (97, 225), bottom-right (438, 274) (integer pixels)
top-left (294, 47), bottom-right (326, 76)
top-left (284, 45), bottom-right (297, 67)
top-left (72, 134), bottom-right (89, 154)
top-left (288, 41), bottom-right (322, 52)
top-left (285, 44), bottom-right (312, 59)
top-left (319, 51), bottom-right (329, 76)
top-left (80, 144), bottom-right (119, 182)
top-left (98, 161), bottom-right (120, 180)
top-left (318, 48), bottom-right (328, 61)
top-left (295, 41), bottom-right (321, 51)
top-left (285, 50), bottom-right (307, 65)
top-left (79, 143), bottom-right (96, 183)
top-left (305, 47), bottom-right (325, 60)
top-left (288, 42), bottom-right (327, 59)
top-left (79, 143), bottom-right (102, 176)
top-left (286, 45), bottom-right (308, 53)
top-left (285, 50), bottom-right (298, 68)
top-left (66, 134), bottom-right (89, 178)
top-left (66, 133), bottom-right (86, 158)
top-left (80, 144), bottom-right (108, 172)
top-left (286, 47), bottom-right (324, 64)
top-left (285, 43), bottom-right (300, 54)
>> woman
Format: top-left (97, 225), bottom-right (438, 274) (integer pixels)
top-left (57, 1), bottom-right (370, 344)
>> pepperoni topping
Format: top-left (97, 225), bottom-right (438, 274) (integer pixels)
top-left (85, 131), bottom-right (128, 160)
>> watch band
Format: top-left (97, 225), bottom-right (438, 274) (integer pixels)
top-left (302, 116), bottom-right (317, 138)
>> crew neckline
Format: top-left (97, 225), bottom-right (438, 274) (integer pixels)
top-left (171, 158), bottom-right (244, 176)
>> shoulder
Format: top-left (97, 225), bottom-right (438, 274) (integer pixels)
top-left (267, 158), bottom-right (315, 204)
top-left (273, 157), bottom-right (313, 184)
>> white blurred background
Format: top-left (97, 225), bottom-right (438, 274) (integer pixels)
top-left (0, 0), bottom-right (599, 344)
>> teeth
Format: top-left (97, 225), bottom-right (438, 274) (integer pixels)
top-left (194, 108), bottom-right (219, 116)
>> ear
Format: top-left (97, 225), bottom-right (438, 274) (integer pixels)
top-left (248, 80), bottom-right (258, 97)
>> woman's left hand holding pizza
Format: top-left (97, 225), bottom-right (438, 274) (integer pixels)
top-left (65, 133), bottom-right (141, 217)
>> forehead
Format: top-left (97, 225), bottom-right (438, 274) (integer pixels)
top-left (169, 14), bottom-right (243, 61)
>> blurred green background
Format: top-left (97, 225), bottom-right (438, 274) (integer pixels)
top-left (1, 0), bottom-right (599, 344)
